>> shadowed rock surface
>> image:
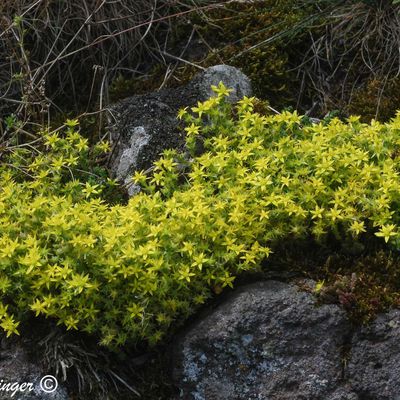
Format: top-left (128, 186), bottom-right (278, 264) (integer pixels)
top-left (172, 281), bottom-right (354, 400)
top-left (107, 65), bottom-right (252, 195)
top-left (172, 281), bottom-right (400, 399)
top-left (348, 309), bottom-right (400, 400)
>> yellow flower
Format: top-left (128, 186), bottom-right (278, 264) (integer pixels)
top-left (177, 107), bottom-right (188, 120)
top-left (311, 205), bottom-right (325, 219)
top-left (349, 220), bottom-right (366, 236)
top-left (65, 118), bottom-right (79, 128)
top-left (178, 266), bottom-right (195, 282)
top-left (184, 123), bottom-right (200, 136)
top-left (82, 182), bottom-right (100, 198)
top-left (211, 81), bottom-right (233, 97)
top-left (315, 280), bottom-right (325, 293)
top-left (375, 224), bottom-right (397, 243)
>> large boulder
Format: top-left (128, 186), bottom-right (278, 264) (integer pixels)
top-left (172, 280), bottom-right (400, 399)
top-left (107, 65), bottom-right (252, 195)
top-left (172, 281), bottom-right (354, 400)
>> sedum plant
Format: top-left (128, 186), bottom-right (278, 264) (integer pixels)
top-left (2, 84), bottom-right (400, 347)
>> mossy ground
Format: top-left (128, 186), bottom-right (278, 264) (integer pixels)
top-left (110, 0), bottom-right (400, 122)
top-left (109, 1), bottom-right (317, 107)
top-left (349, 77), bottom-right (400, 123)
top-left (262, 238), bottom-right (400, 325)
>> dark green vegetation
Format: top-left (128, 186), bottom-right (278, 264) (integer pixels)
top-left (115, 0), bottom-right (400, 121)
top-left (3, 0), bottom-right (400, 131)
top-left (264, 240), bottom-right (400, 324)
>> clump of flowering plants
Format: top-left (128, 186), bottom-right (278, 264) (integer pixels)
top-left (1, 83), bottom-right (400, 347)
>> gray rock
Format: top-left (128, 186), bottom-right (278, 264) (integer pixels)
top-left (172, 281), bottom-right (353, 400)
top-left (0, 339), bottom-right (68, 400)
top-left (347, 309), bottom-right (400, 400)
top-left (326, 387), bottom-right (359, 400)
top-left (189, 65), bottom-right (252, 104)
top-left (107, 65), bottom-right (252, 193)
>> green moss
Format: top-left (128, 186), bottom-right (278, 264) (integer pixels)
top-left (175, 1), bottom-right (315, 109)
top-left (349, 77), bottom-right (400, 122)
top-left (116, 0), bottom-right (400, 123)
top-left (315, 251), bottom-right (400, 323)
top-left (265, 236), bottom-right (400, 324)
top-left (111, 0), bottom-right (318, 109)
top-left (109, 66), bottom-right (166, 102)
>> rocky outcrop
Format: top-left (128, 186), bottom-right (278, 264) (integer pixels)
top-left (5, 281), bottom-right (400, 400)
top-left (0, 338), bottom-right (68, 400)
top-left (107, 65), bottom-right (252, 195)
top-left (172, 281), bottom-right (353, 400)
top-left (172, 280), bottom-right (400, 400)
top-left (348, 309), bottom-right (400, 400)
